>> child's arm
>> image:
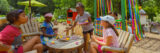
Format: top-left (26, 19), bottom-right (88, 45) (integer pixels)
top-left (94, 35), bottom-right (103, 40)
top-left (41, 27), bottom-right (55, 37)
top-left (93, 36), bottom-right (113, 46)
top-left (105, 36), bottom-right (113, 46)
top-left (88, 17), bottom-right (92, 24)
top-left (65, 21), bottom-right (77, 31)
top-left (92, 36), bottom-right (105, 46)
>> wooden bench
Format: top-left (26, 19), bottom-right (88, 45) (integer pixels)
top-left (101, 30), bottom-right (134, 53)
top-left (20, 19), bottom-right (42, 53)
top-left (20, 19), bottom-right (41, 42)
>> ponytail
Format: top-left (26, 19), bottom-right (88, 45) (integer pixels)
top-left (111, 25), bottom-right (119, 36)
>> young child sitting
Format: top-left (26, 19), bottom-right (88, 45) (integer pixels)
top-left (0, 10), bottom-right (43, 53)
top-left (40, 13), bottom-right (57, 45)
top-left (90, 15), bottom-right (119, 53)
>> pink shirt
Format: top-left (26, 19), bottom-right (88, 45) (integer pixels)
top-left (103, 28), bottom-right (119, 48)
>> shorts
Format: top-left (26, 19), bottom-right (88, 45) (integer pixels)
top-left (97, 40), bottom-right (112, 53)
top-left (83, 29), bottom-right (94, 34)
top-left (98, 45), bottom-right (112, 53)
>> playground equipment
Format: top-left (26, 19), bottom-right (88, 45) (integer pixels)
top-left (94, 0), bottom-right (144, 41)
top-left (127, 0), bottom-right (144, 41)
top-left (67, 8), bottom-right (78, 24)
top-left (94, 0), bottom-right (113, 36)
top-left (114, 19), bottom-right (122, 30)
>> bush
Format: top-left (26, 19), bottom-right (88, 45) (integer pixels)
top-left (0, 15), bottom-right (6, 17)
top-left (154, 14), bottom-right (160, 23)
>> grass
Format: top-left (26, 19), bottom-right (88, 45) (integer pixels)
top-left (0, 15), bottom-right (6, 17)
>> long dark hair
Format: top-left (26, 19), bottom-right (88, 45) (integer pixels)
top-left (0, 9), bottom-right (24, 31)
top-left (105, 21), bottom-right (119, 36)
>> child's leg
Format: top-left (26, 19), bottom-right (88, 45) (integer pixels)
top-left (23, 36), bottom-right (42, 53)
top-left (90, 42), bottom-right (98, 53)
top-left (83, 33), bottom-right (88, 53)
top-left (89, 29), bottom-right (93, 38)
top-left (33, 44), bottom-right (43, 53)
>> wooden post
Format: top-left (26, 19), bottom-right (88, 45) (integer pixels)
top-left (121, 0), bottom-right (126, 31)
top-left (29, 0), bottom-right (31, 19)
top-left (71, 22), bottom-right (75, 35)
top-left (66, 27), bottom-right (70, 36)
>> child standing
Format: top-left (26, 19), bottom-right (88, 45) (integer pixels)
top-left (0, 10), bottom-right (43, 53)
top-left (65, 2), bottom-right (94, 53)
top-left (90, 15), bottom-right (119, 53)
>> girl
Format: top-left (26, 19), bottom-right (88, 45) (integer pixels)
top-left (40, 13), bottom-right (57, 53)
top-left (0, 10), bottom-right (43, 53)
top-left (90, 15), bottom-right (119, 53)
top-left (65, 2), bottom-right (94, 53)
top-left (40, 13), bottom-right (57, 45)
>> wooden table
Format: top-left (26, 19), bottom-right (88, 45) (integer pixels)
top-left (46, 35), bottom-right (84, 53)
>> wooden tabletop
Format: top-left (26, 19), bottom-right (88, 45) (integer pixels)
top-left (46, 35), bottom-right (84, 50)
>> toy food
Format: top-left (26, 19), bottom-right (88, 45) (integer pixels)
top-left (51, 41), bottom-right (55, 44)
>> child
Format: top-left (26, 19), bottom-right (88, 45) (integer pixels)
top-left (0, 10), bottom-right (43, 53)
top-left (40, 13), bottom-right (57, 45)
top-left (90, 15), bottom-right (119, 53)
top-left (65, 2), bottom-right (94, 53)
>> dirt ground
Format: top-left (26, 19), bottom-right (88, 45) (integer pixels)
top-left (129, 33), bottom-right (160, 53)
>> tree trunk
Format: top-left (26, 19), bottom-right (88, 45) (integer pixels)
top-left (29, 0), bottom-right (31, 19)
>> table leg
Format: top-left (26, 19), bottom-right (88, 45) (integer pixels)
top-left (49, 48), bottom-right (54, 53)
top-left (63, 50), bottom-right (71, 53)
top-left (78, 47), bottom-right (82, 53)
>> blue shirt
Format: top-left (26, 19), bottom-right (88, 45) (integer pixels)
top-left (40, 21), bottom-right (54, 45)
top-left (41, 21), bottom-right (54, 35)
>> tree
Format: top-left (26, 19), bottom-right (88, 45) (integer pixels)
top-left (7, 0), bottom-right (24, 9)
top-left (0, 0), bottom-right (12, 14)
top-left (142, 0), bottom-right (160, 21)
